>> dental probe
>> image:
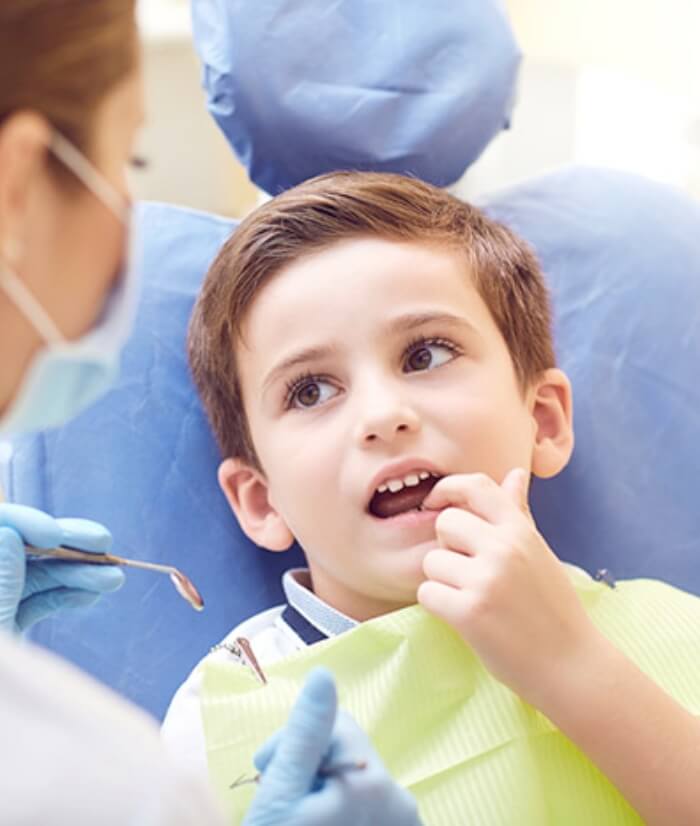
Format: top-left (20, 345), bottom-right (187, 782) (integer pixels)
top-left (24, 544), bottom-right (204, 611)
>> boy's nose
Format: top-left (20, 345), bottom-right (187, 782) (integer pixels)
top-left (354, 391), bottom-right (421, 446)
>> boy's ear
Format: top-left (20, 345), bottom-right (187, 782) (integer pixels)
top-left (530, 368), bottom-right (574, 479)
top-left (218, 458), bottom-right (295, 552)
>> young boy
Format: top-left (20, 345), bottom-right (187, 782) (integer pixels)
top-left (163, 172), bottom-right (700, 824)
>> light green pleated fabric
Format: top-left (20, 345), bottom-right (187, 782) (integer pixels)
top-left (202, 568), bottom-right (700, 825)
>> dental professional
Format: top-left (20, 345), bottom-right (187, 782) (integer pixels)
top-left (0, 2), bottom-right (420, 824)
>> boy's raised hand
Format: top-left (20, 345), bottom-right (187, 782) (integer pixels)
top-left (418, 469), bottom-right (600, 707)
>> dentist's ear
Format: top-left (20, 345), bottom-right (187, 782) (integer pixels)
top-left (0, 112), bottom-right (51, 252)
top-left (530, 368), bottom-right (574, 479)
top-left (218, 458), bottom-right (295, 552)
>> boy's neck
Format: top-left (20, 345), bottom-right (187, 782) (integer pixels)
top-left (305, 567), bottom-right (415, 623)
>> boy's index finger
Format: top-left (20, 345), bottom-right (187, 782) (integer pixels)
top-left (500, 468), bottom-right (532, 519)
top-left (422, 471), bottom-right (524, 525)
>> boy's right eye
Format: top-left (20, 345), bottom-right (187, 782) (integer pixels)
top-left (285, 375), bottom-right (339, 410)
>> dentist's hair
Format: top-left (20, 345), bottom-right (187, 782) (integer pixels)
top-left (189, 172), bottom-right (556, 467)
top-left (0, 0), bottom-right (137, 177)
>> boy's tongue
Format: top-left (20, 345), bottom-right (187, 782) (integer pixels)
top-left (369, 476), bottom-right (439, 518)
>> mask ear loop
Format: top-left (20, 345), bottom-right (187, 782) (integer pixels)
top-left (49, 132), bottom-right (130, 224)
top-left (0, 128), bottom-right (130, 348)
top-left (0, 258), bottom-right (65, 346)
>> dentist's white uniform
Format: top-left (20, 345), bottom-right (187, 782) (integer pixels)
top-left (0, 630), bottom-right (226, 824)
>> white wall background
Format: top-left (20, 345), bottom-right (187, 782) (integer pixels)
top-left (455, 0), bottom-right (700, 198)
top-left (135, 0), bottom-right (700, 212)
top-left (134, 0), bottom-right (258, 216)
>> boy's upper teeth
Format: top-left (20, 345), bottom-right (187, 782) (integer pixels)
top-left (376, 470), bottom-right (436, 495)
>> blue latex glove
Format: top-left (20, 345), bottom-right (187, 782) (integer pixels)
top-left (0, 503), bottom-right (125, 633)
top-left (243, 668), bottom-right (422, 826)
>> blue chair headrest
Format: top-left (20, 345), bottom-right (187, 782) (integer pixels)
top-left (192, 0), bottom-right (520, 193)
top-left (8, 169), bottom-right (700, 719)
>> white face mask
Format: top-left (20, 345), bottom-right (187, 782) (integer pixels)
top-left (0, 132), bottom-right (140, 435)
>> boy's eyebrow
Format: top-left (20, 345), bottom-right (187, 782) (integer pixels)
top-left (386, 311), bottom-right (480, 338)
top-left (262, 345), bottom-right (337, 394)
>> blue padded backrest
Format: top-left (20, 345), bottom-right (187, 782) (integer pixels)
top-left (482, 167), bottom-right (700, 592)
top-left (8, 169), bottom-right (700, 720)
top-left (192, 0), bottom-right (520, 193)
top-left (6, 202), bottom-right (304, 720)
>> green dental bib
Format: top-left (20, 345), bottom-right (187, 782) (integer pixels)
top-left (202, 568), bottom-right (700, 824)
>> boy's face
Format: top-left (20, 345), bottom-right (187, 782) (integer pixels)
top-left (223, 238), bottom-right (572, 620)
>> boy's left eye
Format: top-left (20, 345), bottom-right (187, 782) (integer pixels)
top-left (403, 339), bottom-right (458, 373)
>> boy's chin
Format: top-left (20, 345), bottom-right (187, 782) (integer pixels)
top-left (381, 549), bottom-right (434, 597)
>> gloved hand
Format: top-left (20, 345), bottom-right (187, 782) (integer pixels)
top-left (0, 503), bottom-right (125, 633)
top-left (243, 668), bottom-right (423, 826)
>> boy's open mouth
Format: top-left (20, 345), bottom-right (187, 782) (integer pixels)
top-left (368, 471), bottom-right (442, 518)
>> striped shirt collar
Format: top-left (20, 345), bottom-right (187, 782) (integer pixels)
top-left (281, 568), bottom-right (358, 644)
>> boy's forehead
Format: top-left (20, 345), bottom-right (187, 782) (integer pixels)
top-left (242, 237), bottom-right (474, 330)
top-left (237, 237), bottom-right (494, 373)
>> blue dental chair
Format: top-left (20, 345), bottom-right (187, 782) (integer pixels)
top-left (5, 1), bottom-right (700, 722)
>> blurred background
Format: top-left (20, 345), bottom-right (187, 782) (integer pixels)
top-left (135, 0), bottom-right (700, 215)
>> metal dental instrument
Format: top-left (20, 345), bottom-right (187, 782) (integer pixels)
top-left (230, 759), bottom-right (368, 790)
top-left (24, 544), bottom-right (205, 611)
top-left (235, 636), bottom-right (268, 685)
top-left (209, 636), bottom-right (268, 684)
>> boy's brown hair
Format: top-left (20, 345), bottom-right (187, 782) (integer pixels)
top-left (188, 172), bottom-right (555, 467)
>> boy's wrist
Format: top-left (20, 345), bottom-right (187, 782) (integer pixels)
top-left (522, 626), bottom-right (617, 721)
